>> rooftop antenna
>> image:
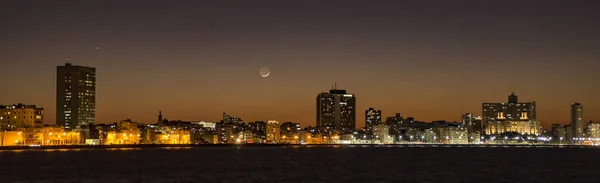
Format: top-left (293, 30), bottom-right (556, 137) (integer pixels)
top-left (334, 82), bottom-right (337, 90)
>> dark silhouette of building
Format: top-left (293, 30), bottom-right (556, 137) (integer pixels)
top-left (462, 113), bottom-right (473, 132)
top-left (158, 111), bottom-right (163, 123)
top-left (365, 108), bottom-right (382, 134)
top-left (385, 113), bottom-right (404, 138)
top-left (280, 122), bottom-right (301, 133)
top-left (316, 83), bottom-right (356, 133)
top-left (223, 112), bottom-right (242, 123)
top-left (551, 124), bottom-right (566, 143)
top-left (56, 63), bottom-right (96, 130)
top-left (571, 103), bottom-right (583, 144)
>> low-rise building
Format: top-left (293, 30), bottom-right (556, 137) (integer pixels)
top-left (0, 104), bottom-right (44, 130)
top-left (434, 126), bottom-right (468, 144)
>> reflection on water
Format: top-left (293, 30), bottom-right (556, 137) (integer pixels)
top-left (106, 147), bottom-right (141, 151)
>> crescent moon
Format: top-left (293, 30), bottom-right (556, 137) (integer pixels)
top-left (261, 71), bottom-right (270, 77)
top-left (260, 67), bottom-right (270, 77)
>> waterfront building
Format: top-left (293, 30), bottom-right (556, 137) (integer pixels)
top-left (0, 131), bottom-right (24, 146)
top-left (473, 116), bottom-right (483, 133)
top-left (462, 113), bottom-right (473, 131)
top-left (482, 92), bottom-right (540, 136)
top-left (405, 127), bottom-right (425, 142)
top-left (372, 124), bottom-right (392, 143)
top-left (56, 63), bottom-right (96, 130)
top-left (586, 121), bottom-right (600, 144)
top-left (571, 103), bottom-right (583, 144)
top-left (0, 104), bottom-right (44, 130)
top-left (365, 108), bottom-right (382, 134)
top-left (102, 119), bottom-right (141, 145)
top-left (248, 121), bottom-right (267, 138)
top-left (316, 84), bottom-right (356, 133)
top-left (485, 120), bottom-right (541, 136)
top-left (266, 120), bottom-right (280, 143)
top-left (551, 124), bottom-right (567, 144)
top-left (565, 125), bottom-right (573, 143)
top-left (384, 113), bottom-right (404, 139)
top-left (280, 122), bottom-right (301, 133)
top-left (468, 131), bottom-right (481, 144)
top-left (434, 126), bottom-right (468, 144)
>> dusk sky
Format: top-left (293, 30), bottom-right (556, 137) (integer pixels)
top-left (1, 0), bottom-right (598, 128)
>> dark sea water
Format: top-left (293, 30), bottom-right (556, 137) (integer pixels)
top-left (0, 145), bottom-right (598, 183)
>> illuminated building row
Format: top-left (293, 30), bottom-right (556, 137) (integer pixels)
top-left (0, 104), bottom-right (44, 130)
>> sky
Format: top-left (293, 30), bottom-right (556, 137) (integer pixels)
top-left (1, 0), bottom-right (599, 129)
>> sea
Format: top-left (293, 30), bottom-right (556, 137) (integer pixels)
top-left (0, 145), bottom-right (598, 183)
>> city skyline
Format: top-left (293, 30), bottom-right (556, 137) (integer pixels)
top-left (1, 1), bottom-right (599, 128)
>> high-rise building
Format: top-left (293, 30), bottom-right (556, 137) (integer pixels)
top-left (316, 84), bottom-right (356, 133)
top-left (473, 116), bottom-right (483, 133)
top-left (56, 63), bottom-right (96, 130)
top-left (462, 113), bottom-right (474, 132)
top-left (365, 108), bottom-right (382, 133)
top-left (0, 104), bottom-right (44, 130)
top-left (482, 92), bottom-right (540, 135)
top-left (571, 103), bottom-right (583, 143)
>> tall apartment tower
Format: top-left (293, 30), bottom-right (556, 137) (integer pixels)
top-left (316, 84), bottom-right (356, 133)
top-left (570, 103), bottom-right (583, 143)
top-left (462, 113), bottom-right (474, 132)
top-left (365, 108), bottom-right (382, 133)
top-left (56, 63), bottom-right (96, 130)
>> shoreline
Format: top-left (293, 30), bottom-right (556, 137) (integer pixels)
top-left (0, 143), bottom-right (597, 151)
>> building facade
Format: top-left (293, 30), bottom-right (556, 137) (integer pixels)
top-left (551, 124), bottom-right (567, 144)
top-left (266, 120), bottom-right (280, 143)
top-left (316, 85), bottom-right (356, 133)
top-left (587, 121), bottom-right (600, 144)
top-left (365, 108), bottom-right (382, 134)
top-left (372, 124), bottom-right (392, 143)
top-left (385, 113), bottom-right (404, 139)
top-left (571, 103), bottom-right (583, 143)
top-left (482, 92), bottom-right (540, 135)
top-left (473, 116), bottom-right (483, 133)
top-left (462, 113), bottom-right (474, 132)
top-left (0, 104), bottom-right (44, 130)
top-left (434, 126), bottom-right (468, 144)
top-left (56, 63), bottom-right (96, 130)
